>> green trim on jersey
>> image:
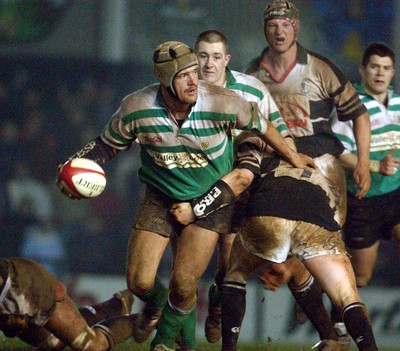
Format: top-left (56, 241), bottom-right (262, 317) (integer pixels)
top-left (101, 82), bottom-right (266, 200)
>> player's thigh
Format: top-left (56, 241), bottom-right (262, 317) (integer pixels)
top-left (169, 224), bottom-right (219, 308)
top-left (226, 235), bottom-right (266, 284)
top-left (173, 224), bottom-right (219, 284)
top-left (45, 296), bottom-right (108, 350)
top-left (126, 228), bottom-right (170, 292)
top-left (285, 259), bottom-right (310, 286)
top-left (348, 242), bottom-right (380, 286)
top-left (303, 254), bottom-right (360, 308)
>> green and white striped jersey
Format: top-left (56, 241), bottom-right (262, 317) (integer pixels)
top-left (225, 67), bottom-right (289, 138)
top-left (101, 80), bottom-right (268, 200)
top-left (332, 84), bottom-right (400, 197)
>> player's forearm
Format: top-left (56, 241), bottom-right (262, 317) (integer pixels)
top-left (339, 152), bottom-right (358, 171)
top-left (284, 135), bottom-right (297, 152)
top-left (69, 136), bottom-right (118, 165)
top-left (353, 113), bottom-right (371, 167)
top-left (261, 121), bottom-right (297, 161)
top-left (190, 168), bottom-right (254, 219)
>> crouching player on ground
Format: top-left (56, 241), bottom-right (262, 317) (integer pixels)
top-left (172, 133), bottom-right (378, 351)
top-left (0, 257), bottom-right (136, 350)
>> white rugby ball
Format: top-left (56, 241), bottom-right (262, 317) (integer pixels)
top-left (58, 158), bottom-right (106, 198)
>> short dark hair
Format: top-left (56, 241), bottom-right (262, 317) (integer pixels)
top-left (194, 30), bottom-right (229, 54)
top-left (362, 42), bottom-right (395, 67)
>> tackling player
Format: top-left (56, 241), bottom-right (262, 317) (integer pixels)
top-left (172, 133), bottom-right (378, 351)
top-left (218, 134), bottom-right (378, 351)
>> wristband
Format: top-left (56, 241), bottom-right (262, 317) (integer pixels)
top-left (369, 160), bottom-right (380, 173)
top-left (70, 136), bottom-right (116, 165)
top-left (190, 180), bottom-right (236, 219)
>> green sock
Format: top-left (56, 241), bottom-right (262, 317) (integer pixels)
top-left (137, 276), bottom-right (168, 309)
top-left (178, 307), bottom-right (197, 349)
top-left (151, 301), bottom-right (192, 349)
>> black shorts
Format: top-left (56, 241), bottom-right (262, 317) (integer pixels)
top-left (343, 187), bottom-right (400, 249)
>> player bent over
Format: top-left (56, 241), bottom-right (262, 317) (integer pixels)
top-left (0, 257), bottom-right (137, 350)
top-left (221, 136), bottom-right (377, 351)
top-left (173, 134), bottom-right (378, 351)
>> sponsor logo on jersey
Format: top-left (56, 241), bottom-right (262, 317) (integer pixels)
top-left (152, 151), bottom-right (208, 169)
top-left (278, 101), bottom-right (309, 130)
top-left (145, 135), bottom-right (163, 143)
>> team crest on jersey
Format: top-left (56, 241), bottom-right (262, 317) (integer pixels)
top-left (300, 78), bottom-right (311, 95)
top-left (200, 141), bottom-right (210, 150)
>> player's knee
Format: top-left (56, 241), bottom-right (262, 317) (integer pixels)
top-left (170, 273), bottom-right (197, 301)
top-left (126, 272), bottom-right (154, 296)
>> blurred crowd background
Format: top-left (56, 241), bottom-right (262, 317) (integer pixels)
top-left (0, 0), bottom-right (399, 285)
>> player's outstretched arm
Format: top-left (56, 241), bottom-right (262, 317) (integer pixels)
top-left (170, 168), bottom-right (254, 225)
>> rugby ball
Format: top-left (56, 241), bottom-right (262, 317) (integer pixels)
top-left (58, 158), bottom-right (106, 198)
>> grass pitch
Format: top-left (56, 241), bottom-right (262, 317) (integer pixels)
top-left (1, 337), bottom-right (395, 351)
top-left (0, 338), bottom-right (314, 350)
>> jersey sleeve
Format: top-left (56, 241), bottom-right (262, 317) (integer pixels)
top-left (236, 134), bottom-right (265, 176)
top-left (331, 111), bottom-right (356, 155)
top-left (259, 88), bottom-right (290, 138)
top-left (101, 96), bottom-right (138, 150)
top-left (317, 58), bottom-right (367, 122)
top-left (235, 100), bottom-right (268, 134)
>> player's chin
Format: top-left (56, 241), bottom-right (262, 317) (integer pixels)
top-left (183, 91), bottom-right (198, 104)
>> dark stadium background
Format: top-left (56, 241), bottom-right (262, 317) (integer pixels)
top-left (0, 1), bottom-right (399, 349)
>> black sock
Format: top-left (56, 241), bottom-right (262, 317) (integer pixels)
top-left (342, 303), bottom-right (378, 351)
top-left (289, 275), bottom-right (337, 341)
top-left (221, 281), bottom-right (246, 351)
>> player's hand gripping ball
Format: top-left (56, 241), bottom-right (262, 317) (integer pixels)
top-left (57, 158), bottom-right (106, 199)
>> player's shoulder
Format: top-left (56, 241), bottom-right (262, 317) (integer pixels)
top-left (305, 48), bottom-right (347, 81)
top-left (198, 80), bottom-right (243, 99)
top-left (197, 80), bottom-right (251, 113)
top-left (121, 83), bottom-right (160, 112)
top-left (231, 70), bottom-right (269, 92)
